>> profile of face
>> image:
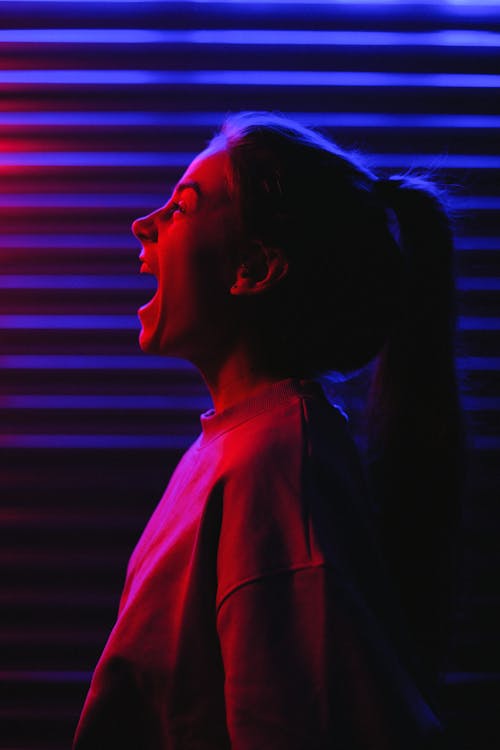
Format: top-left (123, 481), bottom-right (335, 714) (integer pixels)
top-left (132, 148), bottom-right (241, 361)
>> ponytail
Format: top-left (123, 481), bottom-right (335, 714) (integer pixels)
top-left (214, 112), bottom-right (465, 696)
top-left (366, 174), bottom-right (465, 695)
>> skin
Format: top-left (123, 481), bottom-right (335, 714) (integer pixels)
top-left (132, 146), bottom-right (289, 413)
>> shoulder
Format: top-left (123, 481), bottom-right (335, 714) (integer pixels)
top-left (214, 389), bottom-right (357, 603)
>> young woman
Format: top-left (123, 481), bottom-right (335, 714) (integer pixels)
top-left (74, 112), bottom-right (463, 749)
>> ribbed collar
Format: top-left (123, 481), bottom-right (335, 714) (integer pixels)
top-left (199, 377), bottom-right (325, 447)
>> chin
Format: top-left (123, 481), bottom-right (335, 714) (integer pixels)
top-left (138, 327), bottom-right (159, 354)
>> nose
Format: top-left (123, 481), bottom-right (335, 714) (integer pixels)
top-left (132, 212), bottom-right (158, 243)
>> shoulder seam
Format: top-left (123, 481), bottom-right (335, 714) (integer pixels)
top-left (216, 561), bottom-right (329, 617)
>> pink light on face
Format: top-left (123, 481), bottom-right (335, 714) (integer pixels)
top-left (132, 148), bottom-right (240, 364)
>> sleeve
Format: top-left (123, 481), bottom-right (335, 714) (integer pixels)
top-left (216, 564), bottom-right (444, 750)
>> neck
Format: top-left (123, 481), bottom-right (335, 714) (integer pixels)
top-left (194, 343), bottom-right (287, 414)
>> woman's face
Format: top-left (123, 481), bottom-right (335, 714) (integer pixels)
top-left (132, 147), bottom-right (241, 360)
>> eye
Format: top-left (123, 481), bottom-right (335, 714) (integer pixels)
top-left (171, 202), bottom-right (184, 215)
top-left (163, 201), bottom-right (185, 219)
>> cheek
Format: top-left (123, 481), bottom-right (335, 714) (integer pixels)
top-left (158, 232), bottom-right (225, 317)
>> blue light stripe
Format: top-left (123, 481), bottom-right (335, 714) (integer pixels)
top-left (0, 234), bottom-right (134, 249)
top-left (459, 317), bottom-right (500, 330)
top-left (455, 237), bottom-right (500, 251)
top-left (1, 29), bottom-right (499, 47)
top-left (3, 152), bottom-right (499, 169)
top-left (6, 0), bottom-right (500, 5)
top-left (2, 274), bottom-right (498, 291)
top-left (457, 278), bottom-right (500, 291)
top-left (0, 434), bottom-right (195, 450)
top-left (0, 314), bottom-right (138, 329)
top-left (457, 357), bottom-right (500, 370)
top-left (463, 397), bottom-right (500, 410)
top-left (0, 394), bottom-right (491, 411)
top-left (2, 112), bottom-right (500, 129)
top-left (368, 155), bottom-right (500, 168)
top-left (0, 275), bottom-right (155, 290)
top-left (2, 233), bottom-right (496, 251)
top-left (472, 437), bottom-right (500, 451)
top-left (0, 314), bottom-right (495, 331)
top-left (0, 395), bottom-right (212, 410)
top-left (453, 197), bottom-right (500, 210)
top-left (0, 355), bottom-right (498, 371)
top-left (0, 194), bottom-right (164, 208)
top-left (1, 70), bottom-right (499, 87)
top-left (0, 152), bottom-right (193, 167)
top-left (0, 670), bottom-right (92, 684)
top-left (0, 355), bottom-right (193, 370)
top-left (191, 0), bottom-right (500, 4)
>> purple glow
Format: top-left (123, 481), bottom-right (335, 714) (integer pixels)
top-left (0, 69), bottom-right (499, 87)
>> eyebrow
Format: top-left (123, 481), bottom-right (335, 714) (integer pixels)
top-left (174, 180), bottom-right (202, 197)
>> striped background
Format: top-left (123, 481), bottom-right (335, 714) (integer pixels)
top-left (1, 1), bottom-right (499, 748)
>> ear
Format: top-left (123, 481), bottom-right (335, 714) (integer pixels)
top-left (230, 242), bottom-right (289, 296)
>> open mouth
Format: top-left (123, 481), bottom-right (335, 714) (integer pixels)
top-left (140, 261), bottom-right (154, 275)
top-left (138, 259), bottom-right (159, 316)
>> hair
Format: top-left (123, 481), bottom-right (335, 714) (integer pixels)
top-left (210, 111), bottom-right (465, 696)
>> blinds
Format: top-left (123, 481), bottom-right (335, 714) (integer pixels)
top-left (1, 2), bottom-right (499, 748)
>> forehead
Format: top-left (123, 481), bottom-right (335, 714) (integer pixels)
top-left (177, 146), bottom-right (231, 204)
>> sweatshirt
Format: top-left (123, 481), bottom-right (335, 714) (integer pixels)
top-left (73, 377), bottom-right (445, 750)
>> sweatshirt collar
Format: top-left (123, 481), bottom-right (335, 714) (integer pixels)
top-left (199, 377), bottom-right (324, 446)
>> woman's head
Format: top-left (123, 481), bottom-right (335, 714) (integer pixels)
top-left (209, 111), bottom-right (405, 377)
top-left (133, 110), bottom-right (449, 381)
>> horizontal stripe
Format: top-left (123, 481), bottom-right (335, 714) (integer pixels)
top-left (0, 355), bottom-right (499, 371)
top-left (0, 315), bottom-right (496, 330)
top-left (2, 112), bottom-right (500, 129)
top-left (0, 234), bottom-right (133, 249)
top-left (3, 152), bottom-right (500, 169)
top-left (2, 193), bottom-right (500, 210)
top-left (0, 314), bottom-right (139, 329)
top-left (458, 317), bottom-right (500, 330)
top-left (0, 234), bottom-right (496, 252)
top-left (0, 354), bottom-right (171, 369)
top-left (1, 70), bottom-right (499, 87)
top-left (457, 356), bottom-right (500, 370)
top-left (0, 395), bottom-right (212, 411)
top-left (191, 0), bottom-right (500, 4)
top-left (369, 154), bottom-right (500, 168)
top-left (0, 194), bottom-right (164, 208)
top-left (1, 433), bottom-right (497, 451)
top-left (473, 437), bottom-right (500, 450)
top-left (444, 671), bottom-right (500, 686)
top-left (453, 197), bottom-right (500, 210)
top-left (0, 434), bottom-right (195, 449)
top-left (2, 151), bottom-right (500, 172)
top-left (1, 29), bottom-right (499, 47)
top-left (0, 395), bottom-right (212, 410)
top-left (456, 278), bottom-right (500, 291)
top-left (0, 354), bottom-right (192, 370)
top-left (0, 275), bottom-right (154, 290)
top-left (6, 0), bottom-right (497, 5)
top-left (455, 237), bottom-right (500, 251)
top-left (0, 670), bottom-right (92, 684)
top-left (462, 397), bottom-right (500, 410)
top-left (2, 274), bottom-right (499, 291)
top-left (0, 152), bottom-right (193, 167)
top-left (0, 394), bottom-right (494, 411)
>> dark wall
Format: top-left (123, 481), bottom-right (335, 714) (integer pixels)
top-left (0, 2), bottom-right (499, 748)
